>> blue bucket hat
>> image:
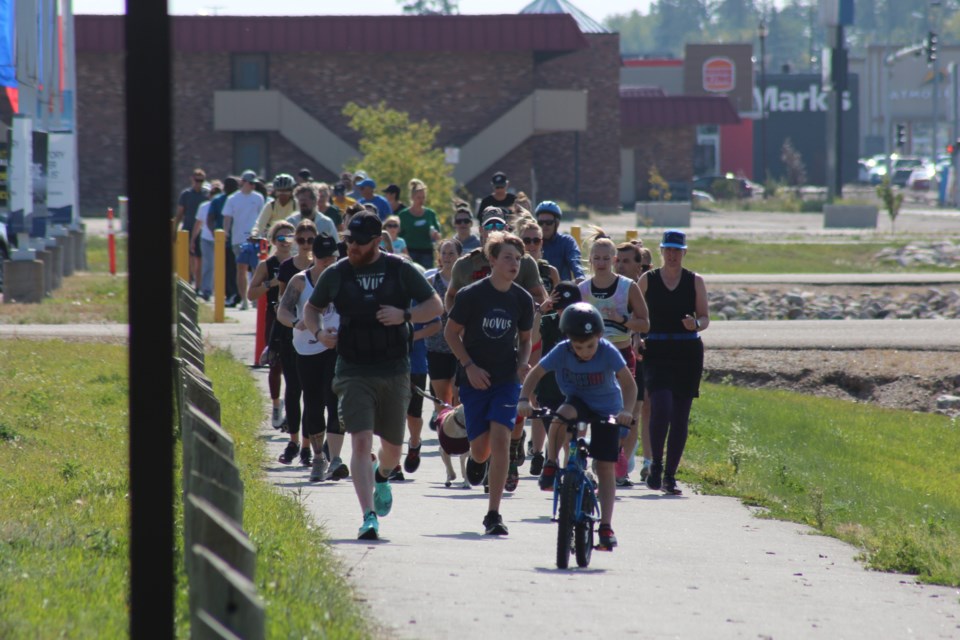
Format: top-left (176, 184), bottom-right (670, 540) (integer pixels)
top-left (660, 229), bottom-right (687, 249)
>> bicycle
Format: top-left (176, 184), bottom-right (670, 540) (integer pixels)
top-left (530, 407), bottom-right (606, 569)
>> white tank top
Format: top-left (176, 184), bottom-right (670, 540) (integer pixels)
top-left (292, 269), bottom-right (341, 356)
top-left (579, 275), bottom-right (632, 343)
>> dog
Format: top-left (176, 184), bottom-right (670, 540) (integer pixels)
top-left (436, 405), bottom-right (472, 489)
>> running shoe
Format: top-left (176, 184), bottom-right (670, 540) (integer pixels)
top-left (299, 447), bottom-right (312, 468)
top-left (309, 456), bottom-right (328, 483)
top-left (640, 459), bottom-right (652, 482)
top-left (646, 461), bottom-right (663, 491)
top-left (388, 465), bottom-right (405, 482)
top-left (615, 447), bottom-right (628, 478)
top-left (526, 439), bottom-right (534, 457)
top-left (662, 474), bottom-right (683, 496)
top-left (465, 457), bottom-right (488, 486)
top-left (373, 464), bottom-right (393, 517)
top-left (530, 452), bottom-right (545, 476)
top-left (271, 406), bottom-right (284, 429)
top-left (322, 440), bottom-right (330, 462)
top-left (538, 460), bottom-right (558, 491)
top-left (616, 476), bottom-right (634, 488)
top-left (240, 299), bottom-right (249, 311)
top-left (504, 461), bottom-right (519, 492)
top-left (482, 511), bottom-right (508, 536)
top-left (277, 441), bottom-right (299, 465)
top-left (326, 457), bottom-right (349, 481)
top-left (358, 511), bottom-right (379, 540)
top-left (597, 524), bottom-right (617, 550)
top-left (403, 443), bottom-right (421, 474)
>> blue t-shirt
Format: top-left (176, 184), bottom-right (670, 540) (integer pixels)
top-left (410, 320), bottom-right (430, 375)
top-left (539, 338), bottom-right (627, 417)
top-left (361, 195), bottom-right (393, 221)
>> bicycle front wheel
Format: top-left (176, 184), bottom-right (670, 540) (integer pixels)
top-left (556, 473), bottom-right (576, 569)
top-left (575, 520), bottom-right (593, 568)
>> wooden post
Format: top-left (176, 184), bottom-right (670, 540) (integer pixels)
top-left (626, 229), bottom-right (639, 243)
top-left (190, 434), bottom-right (243, 497)
top-left (188, 471), bottom-right (244, 526)
top-left (177, 230), bottom-right (190, 281)
top-left (570, 225), bottom-right (582, 247)
top-left (193, 610), bottom-right (243, 640)
top-left (182, 404), bottom-right (235, 495)
top-left (190, 545), bottom-right (265, 640)
top-left (184, 495), bottom-right (256, 581)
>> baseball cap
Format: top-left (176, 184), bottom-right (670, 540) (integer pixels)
top-left (383, 184), bottom-right (401, 196)
top-left (553, 281), bottom-right (582, 311)
top-left (241, 170), bottom-right (257, 183)
top-left (354, 170), bottom-right (369, 181)
top-left (491, 171), bottom-right (507, 186)
top-left (345, 211), bottom-right (382, 244)
top-left (660, 229), bottom-right (687, 249)
top-left (480, 206), bottom-right (506, 225)
top-left (313, 233), bottom-right (339, 258)
top-left (357, 178), bottom-right (376, 189)
top-left (298, 168), bottom-right (312, 180)
top-left (333, 183), bottom-right (345, 195)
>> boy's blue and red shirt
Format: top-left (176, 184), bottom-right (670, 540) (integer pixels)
top-left (539, 338), bottom-right (626, 417)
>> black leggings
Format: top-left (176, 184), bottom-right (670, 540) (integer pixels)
top-left (296, 349), bottom-right (341, 437)
top-left (648, 388), bottom-right (694, 477)
top-left (264, 310), bottom-right (282, 400)
top-left (278, 333), bottom-right (304, 438)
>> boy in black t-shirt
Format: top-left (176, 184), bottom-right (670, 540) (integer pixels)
top-left (445, 232), bottom-right (534, 536)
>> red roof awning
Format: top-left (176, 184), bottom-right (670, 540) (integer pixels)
top-left (76, 14), bottom-right (589, 54)
top-left (620, 95), bottom-right (741, 127)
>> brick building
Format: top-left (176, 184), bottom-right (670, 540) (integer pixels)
top-left (74, 13), bottom-right (621, 214)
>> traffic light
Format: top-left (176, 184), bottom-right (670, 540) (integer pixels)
top-left (926, 31), bottom-right (938, 63)
top-left (896, 124), bottom-right (906, 148)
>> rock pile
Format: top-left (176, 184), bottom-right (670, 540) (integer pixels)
top-left (874, 241), bottom-right (960, 268)
top-left (709, 287), bottom-right (960, 320)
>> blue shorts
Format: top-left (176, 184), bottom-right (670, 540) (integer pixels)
top-left (233, 242), bottom-right (260, 269)
top-left (459, 382), bottom-right (521, 441)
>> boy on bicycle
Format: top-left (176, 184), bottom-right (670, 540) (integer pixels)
top-left (518, 302), bottom-right (638, 550)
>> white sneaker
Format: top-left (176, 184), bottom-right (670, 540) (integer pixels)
top-left (271, 406), bottom-right (284, 429)
top-left (240, 299), bottom-right (249, 311)
top-left (309, 456), bottom-right (328, 483)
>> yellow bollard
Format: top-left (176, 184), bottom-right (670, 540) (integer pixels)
top-left (626, 229), bottom-right (639, 243)
top-left (176, 230), bottom-right (190, 281)
top-left (570, 225), bottom-right (582, 248)
top-left (214, 229), bottom-right (226, 323)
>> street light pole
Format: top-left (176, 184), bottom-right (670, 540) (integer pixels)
top-left (759, 18), bottom-right (768, 188)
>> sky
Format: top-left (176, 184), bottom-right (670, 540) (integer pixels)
top-left (74, 0), bottom-right (655, 21)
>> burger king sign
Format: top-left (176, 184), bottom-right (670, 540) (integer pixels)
top-left (703, 57), bottom-right (735, 93)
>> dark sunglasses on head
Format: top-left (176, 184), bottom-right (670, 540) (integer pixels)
top-left (537, 219), bottom-right (557, 227)
top-left (454, 218), bottom-right (472, 225)
top-left (384, 223), bottom-right (400, 229)
top-left (483, 221), bottom-right (506, 231)
top-left (296, 236), bottom-right (316, 245)
top-left (522, 237), bottom-right (542, 245)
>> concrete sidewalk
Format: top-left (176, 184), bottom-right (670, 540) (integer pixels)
top-left (204, 308), bottom-right (959, 639)
top-left (2, 311), bottom-right (957, 637)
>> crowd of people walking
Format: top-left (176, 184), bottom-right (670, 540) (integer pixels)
top-left (176, 167), bottom-right (709, 543)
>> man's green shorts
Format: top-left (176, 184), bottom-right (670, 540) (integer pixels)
top-left (332, 372), bottom-right (411, 446)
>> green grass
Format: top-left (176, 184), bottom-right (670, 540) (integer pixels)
top-left (680, 238), bottom-right (953, 274)
top-left (683, 382), bottom-right (960, 586)
top-left (0, 340), bottom-right (372, 638)
top-left (85, 236), bottom-right (129, 274)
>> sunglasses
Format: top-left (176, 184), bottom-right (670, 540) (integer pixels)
top-left (193, 176), bottom-right (204, 181)
top-left (344, 235), bottom-right (375, 245)
top-left (483, 221), bottom-right (506, 231)
top-left (275, 235), bottom-right (291, 243)
top-left (537, 219), bottom-right (557, 227)
top-left (454, 219), bottom-right (472, 225)
top-left (522, 237), bottom-right (542, 245)
top-left (384, 223), bottom-right (400, 229)
top-left (296, 236), bottom-right (316, 245)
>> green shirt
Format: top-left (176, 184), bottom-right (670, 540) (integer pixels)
top-left (449, 248), bottom-right (542, 295)
top-left (309, 254), bottom-right (437, 378)
top-left (397, 206), bottom-right (440, 251)
top-left (323, 205), bottom-right (342, 230)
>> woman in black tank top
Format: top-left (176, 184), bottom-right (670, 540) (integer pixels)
top-left (248, 221), bottom-right (297, 429)
top-left (637, 230), bottom-right (710, 496)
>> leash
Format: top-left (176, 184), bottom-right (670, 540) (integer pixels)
top-left (414, 385), bottom-right (454, 410)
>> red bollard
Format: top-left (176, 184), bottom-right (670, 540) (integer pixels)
top-left (253, 238), bottom-right (269, 366)
top-left (107, 207), bottom-right (117, 276)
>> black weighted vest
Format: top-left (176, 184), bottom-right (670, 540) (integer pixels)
top-left (333, 254), bottom-right (410, 364)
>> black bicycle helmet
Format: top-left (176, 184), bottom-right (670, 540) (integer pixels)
top-left (535, 200), bottom-right (562, 219)
top-left (559, 302), bottom-right (604, 338)
top-left (273, 173), bottom-right (296, 190)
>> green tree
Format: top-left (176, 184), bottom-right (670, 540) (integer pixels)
top-left (605, 9), bottom-right (660, 56)
top-left (399, 0), bottom-right (458, 14)
top-left (342, 102), bottom-right (456, 226)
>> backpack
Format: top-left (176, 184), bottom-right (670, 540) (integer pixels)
top-left (206, 193), bottom-right (227, 233)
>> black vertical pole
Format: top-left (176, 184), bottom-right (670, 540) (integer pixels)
top-left (126, 1), bottom-right (173, 637)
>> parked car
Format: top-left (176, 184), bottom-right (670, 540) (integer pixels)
top-left (691, 175), bottom-right (761, 199)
